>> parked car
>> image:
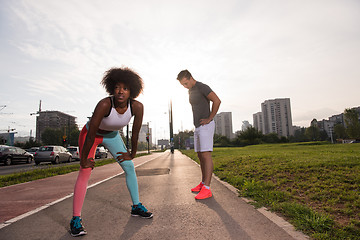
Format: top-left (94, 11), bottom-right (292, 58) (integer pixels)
top-left (26, 147), bottom-right (39, 155)
top-left (34, 146), bottom-right (72, 165)
top-left (67, 146), bottom-right (80, 161)
top-left (95, 146), bottom-right (108, 159)
top-left (0, 146), bottom-right (34, 165)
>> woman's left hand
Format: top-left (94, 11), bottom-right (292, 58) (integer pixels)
top-left (116, 151), bottom-right (133, 163)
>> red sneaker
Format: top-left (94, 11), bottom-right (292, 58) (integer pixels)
top-left (195, 187), bottom-right (212, 200)
top-left (191, 182), bottom-right (204, 192)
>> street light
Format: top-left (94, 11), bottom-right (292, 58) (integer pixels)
top-left (147, 122), bottom-right (150, 154)
top-left (169, 100), bottom-right (174, 154)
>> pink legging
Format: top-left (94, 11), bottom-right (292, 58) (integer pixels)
top-left (73, 125), bottom-right (139, 216)
top-left (72, 126), bottom-right (102, 216)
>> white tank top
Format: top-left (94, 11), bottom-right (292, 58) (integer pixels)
top-left (98, 97), bottom-right (132, 131)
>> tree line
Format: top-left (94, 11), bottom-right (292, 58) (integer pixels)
top-left (173, 107), bottom-right (360, 148)
top-left (14, 125), bottom-right (81, 149)
top-left (172, 128), bottom-right (289, 149)
top-left (306, 108), bottom-right (360, 141)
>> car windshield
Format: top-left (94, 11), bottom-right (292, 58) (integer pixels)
top-left (0, 147), bottom-right (8, 151)
top-left (39, 146), bottom-right (54, 151)
top-left (67, 148), bottom-right (77, 151)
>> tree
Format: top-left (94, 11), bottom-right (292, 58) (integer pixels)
top-left (173, 130), bottom-right (194, 149)
top-left (41, 128), bottom-right (63, 145)
top-left (214, 135), bottom-right (231, 147)
top-left (14, 138), bottom-right (40, 149)
top-left (319, 130), bottom-right (329, 141)
top-left (136, 141), bottom-right (148, 151)
top-left (333, 123), bottom-right (347, 139)
top-left (289, 127), bottom-right (308, 142)
top-left (237, 127), bottom-right (263, 145)
top-left (305, 125), bottom-right (320, 141)
top-left (344, 108), bottom-right (360, 139)
top-left (262, 133), bottom-right (280, 143)
top-left (68, 126), bottom-right (80, 146)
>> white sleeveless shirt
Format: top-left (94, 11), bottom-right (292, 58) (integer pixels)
top-left (98, 97), bottom-right (132, 131)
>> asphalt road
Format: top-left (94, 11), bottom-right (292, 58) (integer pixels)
top-left (0, 151), bottom-right (308, 240)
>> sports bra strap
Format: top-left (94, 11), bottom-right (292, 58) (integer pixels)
top-left (104, 96), bottom-right (113, 117)
top-left (111, 96), bottom-right (114, 107)
top-left (129, 99), bottom-right (133, 116)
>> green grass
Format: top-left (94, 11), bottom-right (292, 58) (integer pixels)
top-left (0, 153), bottom-right (149, 188)
top-left (152, 149), bottom-right (167, 153)
top-left (181, 142), bottom-right (360, 240)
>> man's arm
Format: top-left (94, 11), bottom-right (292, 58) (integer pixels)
top-left (199, 91), bottom-right (221, 126)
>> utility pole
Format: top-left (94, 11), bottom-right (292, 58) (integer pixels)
top-left (0, 105), bottom-right (14, 115)
top-left (169, 100), bottom-right (174, 154)
top-left (147, 122), bottom-right (150, 154)
top-left (30, 100), bottom-right (42, 115)
top-left (30, 100), bottom-right (42, 143)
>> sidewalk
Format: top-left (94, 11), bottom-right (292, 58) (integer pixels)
top-left (0, 151), bottom-right (308, 239)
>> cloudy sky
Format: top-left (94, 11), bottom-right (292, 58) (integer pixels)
top-left (1, 0), bottom-right (359, 141)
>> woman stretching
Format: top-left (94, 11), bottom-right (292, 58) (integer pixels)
top-left (70, 67), bottom-right (153, 237)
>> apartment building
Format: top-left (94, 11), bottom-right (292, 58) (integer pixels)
top-left (253, 112), bottom-right (264, 133)
top-left (36, 111), bottom-right (77, 142)
top-left (317, 106), bottom-right (360, 138)
top-left (214, 112), bottom-right (234, 139)
top-left (253, 98), bottom-right (294, 137)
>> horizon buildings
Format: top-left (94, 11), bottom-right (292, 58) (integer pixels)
top-left (316, 106), bottom-right (360, 139)
top-left (253, 98), bottom-right (294, 137)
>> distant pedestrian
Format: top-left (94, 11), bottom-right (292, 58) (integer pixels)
top-left (177, 70), bottom-right (221, 199)
top-left (70, 67), bottom-right (153, 237)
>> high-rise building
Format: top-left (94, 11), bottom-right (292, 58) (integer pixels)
top-left (36, 111), bottom-right (77, 142)
top-left (139, 124), bottom-right (152, 146)
top-left (253, 98), bottom-right (294, 137)
top-left (241, 120), bottom-right (252, 131)
top-left (253, 112), bottom-right (264, 133)
top-left (214, 112), bottom-right (234, 139)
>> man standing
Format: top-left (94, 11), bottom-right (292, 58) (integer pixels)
top-left (177, 70), bottom-right (221, 200)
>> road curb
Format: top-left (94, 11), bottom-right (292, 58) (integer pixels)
top-left (187, 154), bottom-right (309, 240)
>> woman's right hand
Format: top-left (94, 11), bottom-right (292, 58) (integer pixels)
top-left (80, 157), bottom-right (95, 169)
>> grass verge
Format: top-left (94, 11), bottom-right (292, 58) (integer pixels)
top-left (181, 142), bottom-right (360, 240)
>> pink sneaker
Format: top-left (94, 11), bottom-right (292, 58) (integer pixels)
top-left (195, 187), bottom-right (212, 200)
top-left (191, 182), bottom-right (204, 192)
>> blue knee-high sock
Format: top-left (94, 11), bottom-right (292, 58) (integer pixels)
top-left (118, 160), bottom-right (140, 205)
top-left (101, 131), bottom-right (140, 205)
